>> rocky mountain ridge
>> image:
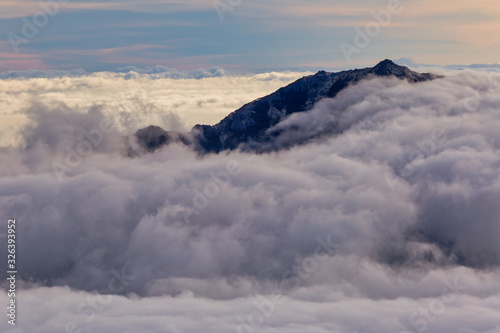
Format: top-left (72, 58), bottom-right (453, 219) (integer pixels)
top-left (135, 59), bottom-right (442, 153)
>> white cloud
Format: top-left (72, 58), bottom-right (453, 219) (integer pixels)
top-left (0, 71), bottom-right (310, 147)
top-left (1, 69), bottom-right (500, 332)
top-left (1, 265), bottom-right (499, 333)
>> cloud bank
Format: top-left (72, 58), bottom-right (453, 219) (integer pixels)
top-left (1, 70), bottom-right (500, 332)
top-left (0, 71), bottom-right (309, 147)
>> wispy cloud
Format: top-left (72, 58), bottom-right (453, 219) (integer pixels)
top-left (1, 0), bottom-right (499, 70)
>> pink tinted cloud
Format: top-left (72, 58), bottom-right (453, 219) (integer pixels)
top-left (40, 43), bottom-right (233, 69)
top-left (0, 0), bottom-right (212, 19)
top-left (0, 47), bottom-right (47, 70)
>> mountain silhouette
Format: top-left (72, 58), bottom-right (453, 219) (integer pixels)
top-left (135, 60), bottom-right (442, 153)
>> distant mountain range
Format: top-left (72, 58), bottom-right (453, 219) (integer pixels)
top-left (135, 60), bottom-right (442, 153)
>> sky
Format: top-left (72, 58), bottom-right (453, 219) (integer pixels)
top-left (1, 0), bottom-right (500, 72)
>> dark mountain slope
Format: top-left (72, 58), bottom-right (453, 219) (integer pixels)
top-left (136, 59), bottom-right (442, 153)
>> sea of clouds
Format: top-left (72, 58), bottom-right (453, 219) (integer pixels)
top-left (0, 69), bottom-right (307, 147)
top-left (1, 69), bottom-right (500, 333)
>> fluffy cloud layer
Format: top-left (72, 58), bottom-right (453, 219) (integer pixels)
top-left (1, 70), bottom-right (500, 332)
top-left (0, 71), bottom-right (309, 146)
top-left (1, 265), bottom-right (500, 333)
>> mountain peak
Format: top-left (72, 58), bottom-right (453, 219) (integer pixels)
top-left (370, 59), bottom-right (407, 76)
top-left (367, 59), bottom-right (441, 83)
top-left (375, 59), bottom-right (397, 68)
top-left (136, 60), bottom-right (442, 153)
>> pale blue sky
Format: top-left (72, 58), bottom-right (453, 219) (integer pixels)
top-left (1, 0), bottom-right (499, 72)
